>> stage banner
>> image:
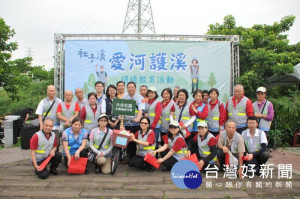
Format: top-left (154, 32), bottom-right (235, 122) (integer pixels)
top-left (65, 40), bottom-right (231, 103)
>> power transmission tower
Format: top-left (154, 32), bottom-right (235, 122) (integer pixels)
top-left (25, 47), bottom-right (33, 57)
top-left (122, 0), bottom-right (156, 34)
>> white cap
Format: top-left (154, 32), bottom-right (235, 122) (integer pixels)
top-left (169, 120), bottom-right (180, 128)
top-left (148, 86), bottom-right (157, 92)
top-left (256, 87), bottom-right (266, 93)
top-left (98, 114), bottom-right (108, 121)
top-left (197, 121), bottom-right (208, 128)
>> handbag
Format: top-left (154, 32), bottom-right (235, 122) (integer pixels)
top-left (87, 128), bottom-right (109, 163)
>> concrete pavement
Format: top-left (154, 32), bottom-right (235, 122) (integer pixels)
top-left (0, 147), bottom-right (299, 198)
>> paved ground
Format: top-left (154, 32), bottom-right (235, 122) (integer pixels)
top-left (0, 147), bottom-right (299, 199)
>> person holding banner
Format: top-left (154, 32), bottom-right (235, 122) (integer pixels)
top-left (160, 88), bottom-right (174, 145)
top-left (170, 89), bottom-right (196, 135)
top-left (190, 89), bottom-right (208, 138)
top-left (30, 119), bottom-right (62, 179)
top-left (105, 85), bottom-right (120, 130)
top-left (150, 121), bottom-right (188, 171)
top-left (187, 121), bottom-right (217, 170)
top-left (80, 92), bottom-right (101, 134)
top-left (89, 114), bottom-right (113, 174)
top-left (207, 88), bottom-right (225, 137)
top-left (61, 118), bottom-right (89, 174)
top-left (190, 58), bottom-right (199, 94)
top-left (145, 86), bottom-right (162, 148)
top-left (124, 82), bottom-right (145, 159)
top-left (128, 117), bottom-right (156, 172)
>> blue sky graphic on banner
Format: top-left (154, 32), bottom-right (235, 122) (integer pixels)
top-left (65, 40), bottom-right (231, 103)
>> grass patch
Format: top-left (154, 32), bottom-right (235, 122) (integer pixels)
top-left (0, 137), bottom-right (21, 150)
top-left (13, 137), bottom-right (21, 147)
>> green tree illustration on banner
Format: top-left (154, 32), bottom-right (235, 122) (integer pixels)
top-left (207, 72), bottom-right (217, 88)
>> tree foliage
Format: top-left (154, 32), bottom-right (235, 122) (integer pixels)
top-left (207, 15), bottom-right (300, 98)
top-left (0, 81), bottom-right (49, 116)
top-left (207, 15), bottom-right (300, 146)
top-left (0, 17), bottom-right (52, 100)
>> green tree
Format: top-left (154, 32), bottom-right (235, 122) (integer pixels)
top-left (207, 15), bottom-right (300, 146)
top-left (207, 15), bottom-right (300, 98)
top-left (0, 81), bottom-right (49, 116)
top-left (0, 17), bottom-right (51, 100)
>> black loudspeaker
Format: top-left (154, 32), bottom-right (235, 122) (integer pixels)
top-left (21, 125), bottom-right (39, 150)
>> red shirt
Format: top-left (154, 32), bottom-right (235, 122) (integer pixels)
top-left (189, 101), bottom-right (208, 119)
top-left (161, 99), bottom-right (172, 109)
top-left (134, 130), bottom-right (156, 145)
top-left (30, 132), bottom-right (57, 150)
top-left (170, 102), bottom-right (195, 116)
top-left (161, 134), bottom-right (186, 151)
top-left (80, 106), bottom-right (98, 121)
top-left (57, 102), bottom-right (80, 113)
top-left (209, 99), bottom-right (225, 126)
top-left (171, 136), bottom-right (186, 151)
top-left (148, 99), bottom-right (162, 130)
top-left (225, 95), bottom-right (253, 121)
top-left (162, 133), bottom-right (168, 144)
top-left (193, 133), bottom-right (217, 147)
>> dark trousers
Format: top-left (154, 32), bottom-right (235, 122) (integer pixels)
top-left (161, 150), bottom-right (178, 170)
top-left (128, 155), bottom-right (147, 169)
top-left (125, 125), bottom-right (140, 158)
top-left (34, 151), bottom-right (62, 179)
top-left (236, 127), bottom-right (247, 134)
top-left (243, 151), bottom-right (270, 173)
top-left (63, 149), bottom-right (87, 168)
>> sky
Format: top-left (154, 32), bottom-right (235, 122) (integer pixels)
top-left (0, 0), bottom-right (299, 69)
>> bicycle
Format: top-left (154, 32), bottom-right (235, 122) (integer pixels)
top-left (110, 129), bottom-right (130, 175)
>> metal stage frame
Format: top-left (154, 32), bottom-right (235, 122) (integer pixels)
top-left (54, 34), bottom-right (239, 99)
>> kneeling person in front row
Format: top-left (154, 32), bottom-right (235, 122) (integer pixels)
top-left (30, 119), bottom-right (62, 179)
top-left (151, 121), bottom-right (188, 171)
top-left (242, 116), bottom-right (270, 175)
top-left (217, 120), bottom-right (245, 178)
top-left (62, 118), bottom-right (89, 174)
top-left (128, 117), bottom-right (156, 172)
top-left (89, 114), bottom-right (113, 174)
top-left (187, 121), bottom-right (217, 170)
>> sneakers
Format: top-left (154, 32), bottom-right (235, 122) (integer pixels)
top-left (84, 169), bottom-right (89, 174)
top-left (49, 168), bottom-right (59, 175)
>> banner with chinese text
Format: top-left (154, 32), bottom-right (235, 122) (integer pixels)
top-left (65, 40), bottom-right (231, 103)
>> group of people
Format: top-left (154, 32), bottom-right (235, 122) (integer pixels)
top-left (30, 81), bottom-right (274, 179)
